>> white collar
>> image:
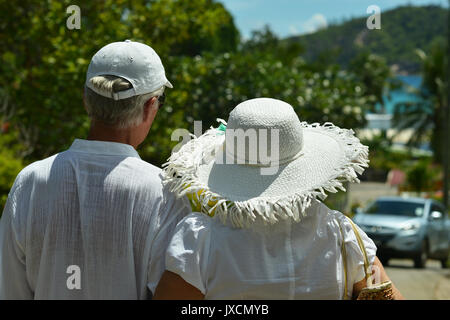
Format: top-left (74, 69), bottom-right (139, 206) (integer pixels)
top-left (69, 139), bottom-right (141, 159)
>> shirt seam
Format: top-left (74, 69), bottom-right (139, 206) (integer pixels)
top-left (68, 149), bottom-right (140, 158)
top-left (69, 139), bottom-right (140, 158)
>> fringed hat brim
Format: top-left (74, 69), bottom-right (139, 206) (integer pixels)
top-left (163, 121), bottom-right (369, 228)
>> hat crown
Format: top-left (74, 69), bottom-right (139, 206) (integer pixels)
top-left (226, 98), bottom-right (303, 165)
top-left (86, 40), bottom-right (172, 99)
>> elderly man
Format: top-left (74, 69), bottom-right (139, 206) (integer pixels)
top-left (0, 40), bottom-right (189, 299)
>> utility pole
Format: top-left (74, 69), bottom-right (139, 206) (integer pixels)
top-left (444, 0), bottom-right (450, 209)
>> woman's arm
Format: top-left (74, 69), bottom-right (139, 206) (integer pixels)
top-left (352, 256), bottom-right (405, 300)
top-left (153, 270), bottom-right (205, 300)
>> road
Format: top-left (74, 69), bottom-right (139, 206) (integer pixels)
top-left (384, 259), bottom-right (450, 300)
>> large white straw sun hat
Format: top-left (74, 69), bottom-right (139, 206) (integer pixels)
top-left (163, 98), bottom-right (369, 228)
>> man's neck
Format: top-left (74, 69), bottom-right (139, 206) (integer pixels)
top-left (87, 122), bottom-right (138, 149)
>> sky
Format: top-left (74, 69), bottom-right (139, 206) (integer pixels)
top-left (219, 0), bottom-right (448, 38)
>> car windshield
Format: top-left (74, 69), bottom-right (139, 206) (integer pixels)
top-left (364, 200), bottom-right (425, 217)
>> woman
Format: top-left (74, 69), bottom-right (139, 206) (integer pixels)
top-left (154, 98), bottom-right (404, 300)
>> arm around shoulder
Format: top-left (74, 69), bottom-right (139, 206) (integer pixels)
top-left (153, 270), bottom-right (204, 300)
top-left (153, 213), bottom-right (212, 299)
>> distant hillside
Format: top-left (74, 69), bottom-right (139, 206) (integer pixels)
top-left (287, 5), bottom-right (447, 74)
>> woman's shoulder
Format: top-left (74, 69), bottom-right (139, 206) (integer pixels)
top-left (307, 201), bottom-right (347, 226)
top-left (176, 212), bottom-right (214, 231)
top-left (307, 201), bottom-right (366, 240)
top-left (168, 212), bottom-right (214, 260)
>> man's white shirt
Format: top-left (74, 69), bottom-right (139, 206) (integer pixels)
top-left (0, 139), bottom-right (190, 299)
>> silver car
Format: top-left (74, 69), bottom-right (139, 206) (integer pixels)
top-left (353, 197), bottom-right (450, 268)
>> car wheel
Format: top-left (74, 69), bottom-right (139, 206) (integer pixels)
top-left (414, 240), bottom-right (428, 269)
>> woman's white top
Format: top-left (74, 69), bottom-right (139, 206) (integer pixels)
top-left (166, 200), bottom-right (376, 300)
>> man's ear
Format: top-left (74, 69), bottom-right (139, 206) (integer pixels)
top-left (143, 97), bottom-right (158, 122)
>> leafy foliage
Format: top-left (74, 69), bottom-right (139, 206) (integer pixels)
top-left (405, 159), bottom-right (440, 194)
top-left (360, 133), bottom-right (406, 172)
top-left (0, 1), bottom-right (395, 203)
top-left (127, 0), bottom-right (239, 57)
top-left (0, 130), bottom-right (24, 212)
top-left (349, 52), bottom-right (400, 110)
top-left (0, 0), bottom-right (238, 160)
top-left (393, 37), bottom-right (448, 163)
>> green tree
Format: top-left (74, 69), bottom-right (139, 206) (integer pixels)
top-left (0, 0), bottom-right (238, 162)
top-left (240, 25), bottom-right (304, 65)
top-left (0, 129), bottom-right (25, 212)
top-left (128, 0), bottom-right (239, 57)
top-left (393, 37), bottom-right (448, 163)
top-left (349, 52), bottom-right (399, 113)
top-left (406, 159), bottom-right (439, 194)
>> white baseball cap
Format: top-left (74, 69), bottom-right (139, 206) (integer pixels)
top-left (85, 40), bottom-right (173, 100)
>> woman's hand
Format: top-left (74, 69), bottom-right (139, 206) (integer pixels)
top-left (352, 256), bottom-right (405, 300)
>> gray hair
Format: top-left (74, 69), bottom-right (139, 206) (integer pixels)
top-left (84, 75), bottom-right (165, 128)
